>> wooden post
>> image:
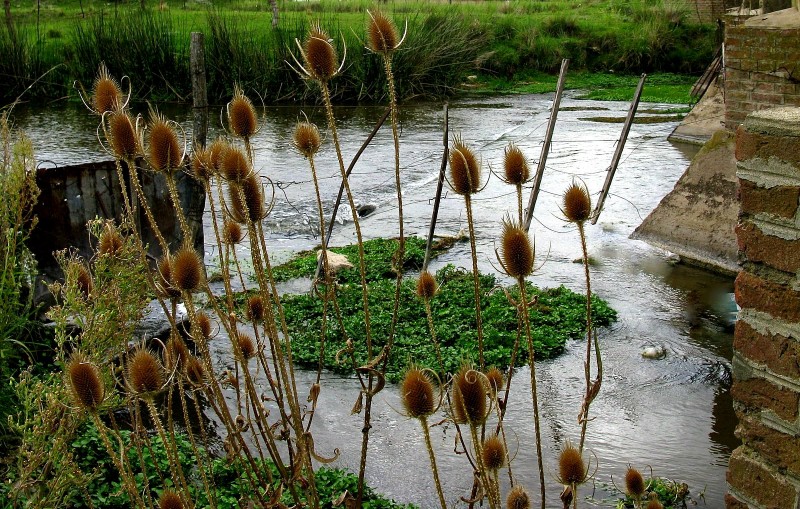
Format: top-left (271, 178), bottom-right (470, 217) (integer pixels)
top-left (190, 32), bottom-right (208, 149)
top-left (422, 103), bottom-right (449, 272)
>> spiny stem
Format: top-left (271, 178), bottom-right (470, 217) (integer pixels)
top-left (577, 221), bottom-right (600, 454)
top-left (420, 416), bottom-right (447, 509)
top-left (464, 195), bottom-right (485, 370)
top-left (423, 298), bottom-right (444, 376)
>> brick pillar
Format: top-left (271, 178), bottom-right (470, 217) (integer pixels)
top-left (728, 106), bottom-right (800, 508)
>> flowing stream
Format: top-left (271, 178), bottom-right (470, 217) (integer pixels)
top-left (13, 93), bottom-right (738, 507)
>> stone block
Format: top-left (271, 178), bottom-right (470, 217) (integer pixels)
top-left (727, 448), bottom-right (798, 509)
top-left (736, 222), bottom-right (800, 273)
top-left (735, 319), bottom-right (800, 379)
top-left (730, 375), bottom-right (799, 421)
top-left (735, 271), bottom-right (800, 323)
top-left (736, 414), bottom-right (800, 477)
top-left (738, 179), bottom-right (800, 218)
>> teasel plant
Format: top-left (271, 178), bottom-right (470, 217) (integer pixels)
top-left (499, 143), bottom-right (532, 224)
top-left (555, 442), bottom-right (595, 509)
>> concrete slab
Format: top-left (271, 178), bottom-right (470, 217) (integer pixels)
top-left (668, 82), bottom-right (726, 145)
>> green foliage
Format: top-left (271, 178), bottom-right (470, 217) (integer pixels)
top-left (615, 476), bottom-right (693, 508)
top-left (281, 263), bottom-right (616, 382)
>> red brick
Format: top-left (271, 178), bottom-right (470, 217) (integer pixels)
top-left (735, 271), bottom-right (800, 323)
top-left (725, 493), bottom-right (750, 509)
top-left (752, 92), bottom-right (784, 105)
top-left (727, 448), bottom-right (797, 509)
top-left (736, 414), bottom-right (800, 477)
top-left (735, 320), bottom-right (800, 379)
top-left (731, 376), bottom-right (799, 421)
top-left (754, 82), bottom-right (776, 94)
top-left (736, 222), bottom-right (800, 273)
top-left (738, 179), bottom-right (800, 218)
top-left (734, 127), bottom-right (800, 168)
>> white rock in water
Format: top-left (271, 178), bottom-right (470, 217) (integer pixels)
top-left (641, 346), bottom-right (666, 359)
top-left (317, 250), bottom-right (353, 274)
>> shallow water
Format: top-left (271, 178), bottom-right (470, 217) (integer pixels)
top-left (13, 93), bottom-right (737, 507)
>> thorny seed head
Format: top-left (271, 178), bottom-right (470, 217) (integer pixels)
top-left (107, 110), bottom-right (140, 160)
top-left (415, 270), bottom-right (438, 300)
top-left (67, 355), bottom-right (105, 410)
top-left (227, 86), bottom-right (258, 139)
top-left (367, 10), bottom-right (400, 54)
top-left (171, 247), bottom-right (204, 293)
top-left (195, 311), bottom-right (212, 340)
top-left (485, 367), bottom-right (504, 395)
top-left (97, 223), bottom-right (124, 257)
top-left (246, 295), bottom-right (265, 323)
top-left (127, 347), bottom-right (164, 396)
top-left (401, 368), bottom-right (435, 418)
top-left (186, 356), bottom-right (206, 387)
top-left (157, 256), bottom-right (181, 299)
top-left (503, 143), bottom-right (529, 185)
top-left (500, 219), bottom-right (534, 278)
top-left (222, 220), bottom-right (244, 245)
top-left (228, 174), bottom-right (265, 224)
top-left (220, 145), bottom-right (251, 182)
top-left (293, 121), bottom-right (321, 158)
top-left (506, 485), bottom-right (530, 509)
top-left (165, 334), bottom-right (190, 372)
top-left (147, 112), bottom-right (182, 173)
top-left (237, 331), bottom-right (256, 361)
top-left (645, 493), bottom-right (664, 509)
top-left (451, 367), bottom-right (488, 425)
top-left (482, 434), bottom-right (506, 470)
top-left (92, 64), bottom-right (123, 114)
top-left (449, 136), bottom-right (481, 196)
top-left (558, 443), bottom-right (587, 485)
top-left (191, 146), bottom-right (212, 182)
top-left (625, 467), bottom-right (646, 498)
top-left (74, 262), bottom-right (93, 299)
top-left (158, 490), bottom-right (184, 509)
top-left (303, 23), bottom-right (339, 82)
top-left (208, 137), bottom-right (228, 174)
top-left (563, 181), bottom-right (592, 224)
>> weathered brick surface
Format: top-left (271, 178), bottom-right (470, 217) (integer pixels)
top-left (727, 448), bottom-right (798, 509)
top-left (736, 414), bottom-right (800, 477)
top-left (738, 180), bottom-right (800, 219)
top-left (736, 222), bottom-right (800, 274)
top-left (735, 126), bottom-right (800, 168)
top-left (730, 376), bottom-right (800, 421)
top-left (735, 271), bottom-right (800, 323)
top-left (734, 320), bottom-right (800, 379)
top-left (725, 493), bottom-right (750, 509)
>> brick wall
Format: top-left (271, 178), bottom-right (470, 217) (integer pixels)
top-left (724, 12), bottom-right (800, 128)
top-left (728, 107), bottom-right (800, 508)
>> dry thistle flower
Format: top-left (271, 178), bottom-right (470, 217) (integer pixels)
top-left (449, 136), bottom-right (481, 196)
top-left (207, 137), bottom-right (228, 174)
top-left (107, 110), bottom-right (140, 160)
top-left (228, 174), bottom-right (265, 224)
top-left (485, 367), bottom-right (504, 395)
top-left (97, 224), bottom-right (124, 257)
top-left (127, 347), bottom-right (164, 396)
top-left (246, 295), bottom-right (265, 323)
top-left (222, 220), bottom-right (244, 245)
top-left (625, 467), bottom-right (646, 498)
top-left (302, 23), bottom-right (339, 82)
top-left (451, 367), bottom-right (488, 425)
top-left (195, 311), bottom-right (212, 340)
top-left (503, 143), bottom-right (530, 185)
top-left (158, 490), bottom-right (184, 509)
top-left (563, 181), bottom-right (592, 224)
top-left (147, 112), bottom-right (183, 173)
top-left (92, 64), bottom-right (123, 114)
top-left (165, 335), bottom-right (190, 371)
top-left (171, 247), bottom-right (204, 293)
top-left (227, 86), bottom-right (258, 139)
top-left (67, 355), bottom-right (105, 410)
top-left (237, 331), bottom-right (256, 360)
top-left (506, 485), bottom-right (530, 509)
top-left (75, 263), bottom-right (93, 299)
top-left (367, 10), bottom-right (400, 54)
top-left (156, 256), bottom-right (181, 299)
top-left (293, 121), bottom-right (321, 158)
top-left (415, 271), bottom-right (438, 300)
top-left (220, 145), bottom-right (251, 182)
top-left (190, 146), bottom-right (212, 182)
top-left (401, 368), bottom-right (435, 418)
top-left (186, 356), bottom-right (206, 386)
top-left (482, 435), bottom-right (506, 470)
top-left (558, 443), bottom-right (587, 486)
top-left (645, 494), bottom-right (663, 509)
top-left (499, 219), bottom-right (534, 278)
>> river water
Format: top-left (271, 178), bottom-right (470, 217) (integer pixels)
top-left (12, 93), bottom-right (738, 507)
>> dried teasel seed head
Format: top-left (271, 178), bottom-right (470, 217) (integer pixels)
top-left (220, 145), bottom-right (251, 182)
top-left (74, 263), bottom-right (93, 299)
top-left (645, 494), bottom-right (663, 509)
top-left (293, 121), bottom-right (321, 158)
top-left (449, 136), bottom-right (481, 196)
top-left (222, 220), bottom-right (244, 245)
top-left (147, 112), bottom-right (182, 173)
top-left (558, 444), bottom-right (586, 485)
top-left (191, 146), bottom-right (212, 182)
top-left (92, 64), bottom-right (123, 114)
top-left (208, 137), bottom-right (228, 174)
top-left (246, 295), bottom-right (265, 323)
top-left (485, 367), bottom-right (504, 394)
top-left (625, 467), bottom-right (645, 497)
top-left (237, 331), bottom-right (256, 360)
top-left (107, 110), bottom-right (140, 160)
top-left (303, 23), bottom-right (338, 82)
top-left (171, 248), bottom-right (204, 292)
top-left (165, 334), bottom-right (190, 371)
top-left (186, 356), bottom-right (206, 386)
top-left (563, 181), bottom-right (592, 224)
top-left (401, 368), bottom-right (435, 418)
top-left (67, 355), bottom-right (105, 410)
top-left (158, 490), bottom-right (184, 509)
top-left (308, 382), bottom-right (321, 402)
top-left (506, 485), bottom-right (530, 509)
top-left (156, 256), bottom-right (181, 299)
top-left (451, 367), bottom-right (488, 425)
top-left (500, 220), bottom-right (534, 278)
top-left (127, 347), bottom-right (164, 395)
top-left (227, 86), bottom-right (258, 139)
top-left (228, 174), bottom-right (265, 224)
top-left (482, 434), bottom-right (506, 470)
top-left (415, 271), bottom-right (438, 300)
top-left (367, 10), bottom-right (399, 54)
top-left (195, 311), bottom-right (212, 340)
top-left (98, 224), bottom-right (124, 257)
top-left (503, 143), bottom-right (529, 185)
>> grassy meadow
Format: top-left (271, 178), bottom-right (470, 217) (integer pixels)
top-left (0, 0), bottom-right (717, 104)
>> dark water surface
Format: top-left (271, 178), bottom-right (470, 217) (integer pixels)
top-left (14, 94), bottom-right (737, 507)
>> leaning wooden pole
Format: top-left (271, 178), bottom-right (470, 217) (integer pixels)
top-left (422, 103), bottom-right (449, 272)
top-left (591, 73), bottom-right (646, 225)
top-left (523, 58), bottom-right (569, 233)
top-left (190, 32), bottom-right (208, 149)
